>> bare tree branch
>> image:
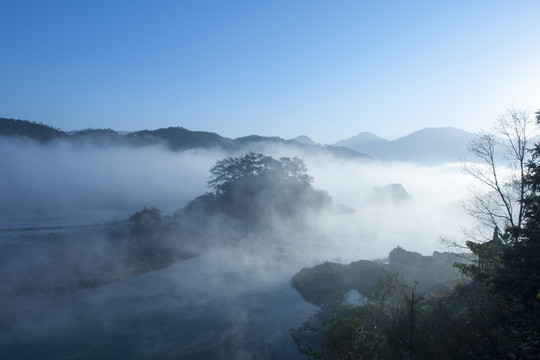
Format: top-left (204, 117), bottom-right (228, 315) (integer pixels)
top-left (462, 108), bottom-right (536, 243)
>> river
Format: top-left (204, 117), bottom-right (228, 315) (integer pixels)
top-left (0, 215), bottom-right (318, 360)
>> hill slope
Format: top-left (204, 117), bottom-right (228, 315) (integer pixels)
top-left (0, 117), bottom-right (67, 142)
top-left (335, 127), bottom-right (474, 164)
top-left (0, 117), bottom-right (370, 160)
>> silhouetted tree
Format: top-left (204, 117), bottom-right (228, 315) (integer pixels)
top-left (458, 109), bottom-right (540, 358)
top-left (462, 107), bottom-right (537, 240)
top-left (129, 206), bottom-right (163, 236)
top-left (490, 109), bottom-right (540, 314)
top-left (207, 152), bottom-right (313, 195)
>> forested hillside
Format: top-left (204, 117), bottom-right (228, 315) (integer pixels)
top-left (0, 117), bottom-right (66, 142)
top-left (0, 117), bottom-right (368, 160)
top-left (291, 109), bottom-right (540, 359)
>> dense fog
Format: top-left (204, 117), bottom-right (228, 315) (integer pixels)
top-left (0, 137), bottom-right (472, 253)
top-left (0, 137), bottom-right (222, 222)
top-left (0, 137), bottom-right (475, 359)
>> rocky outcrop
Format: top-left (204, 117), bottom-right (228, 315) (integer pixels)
top-left (291, 247), bottom-right (466, 306)
top-left (291, 248), bottom-right (470, 355)
top-left (292, 260), bottom-right (384, 305)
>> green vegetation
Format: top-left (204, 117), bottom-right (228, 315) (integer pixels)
top-left (208, 152), bottom-right (313, 195)
top-left (1, 117), bottom-right (369, 158)
top-left (7, 112), bottom-right (539, 358)
top-left (122, 114), bottom-right (540, 359)
top-left (294, 263), bottom-right (537, 359)
top-left (292, 109), bottom-right (540, 359)
top-left (0, 117), bottom-right (66, 141)
top-left (292, 248), bottom-right (464, 306)
top-left (124, 152), bottom-right (331, 273)
top-left (185, 152), bottom-right (331, 228)
top-left (292, 251), bottom-right (473, 359)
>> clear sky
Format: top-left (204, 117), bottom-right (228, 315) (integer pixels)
top-left (1, 0), bottom-right (539, 143)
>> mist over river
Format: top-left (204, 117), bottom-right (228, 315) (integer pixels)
top-left (0, 140), bottom-right (474, 359)
top-left (0, 218), bottom-right (318, 360)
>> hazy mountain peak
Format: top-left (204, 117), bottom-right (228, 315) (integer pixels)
top-left (0, 117), bottom-right (66, 141)
top-left (334, 131), bottom-right (389, 148)
top-left (334, 126), bottom-right (475, 164)
top-left (354, 131), bottom-right (388, 142)
top-left (396, 126), bottom-right (472, 140)
top-left (393, 127), bottom-right (474, 149)
top-left (291, 135), bottom-right (316, 146)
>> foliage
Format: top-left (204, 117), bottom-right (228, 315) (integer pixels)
top-left (125, 126), bottom-right (233, 150)
top-left (456, 108), bottom-right (540, 358)
top-left (296, 107), bottom-right (540, 358)
top-left (453, 229), bottom-right (505, 285)
top-left (497, 113), bottom-right (540, 307)
top-left (462, 107), bottom-right (537, 239)
top-left (298, 277), bottom-right (540, 359)
top-left (126, 206), bottom-right (188, 269)
top-left (328, 317), bottom-right (385, 360)
top-left (292, 249), bottom-right (465, 307)
top-left (128, 206), bottom-right (163, 236)
top-left (459, 109), bottom-right (540, 300)
top-left (0, 117), bottom-right (66, 141)
top-left (207, 152), bottom-right (313, 195)
top-left (124, 153), bottom-right (327, 272)
top-left (185, 152), bottom-right (331, 230)
top-left (312, 279), bottom-right (466, 360)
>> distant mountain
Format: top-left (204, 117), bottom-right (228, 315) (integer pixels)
top-left (125, 127), bottom-right (235, 150)
top-left (0, 117), bottom-right (370, 161)
top-left (234, 135), bottom-right (286, 148)
top-left (370, 183), bottom-right (410, 203)
top-left (390, 127), bottom-right (473, 163)
top-left (70, 128), bottom-right (124, 145)
top-left (0, 117), bottom-right (66, 142)
top-left (291, 135), bottom-right (317, 146)
top-left (335, 127), bottom-right (474, 164)
top-left (335, 131), bottom-right (389, 150)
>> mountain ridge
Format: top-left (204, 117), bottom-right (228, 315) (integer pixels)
top-left (0, 117), bottom-right (370, 161)
top-left (1, 117), bottom-right (476, 164)
top-left (334, 126), bottom-right (474, 164)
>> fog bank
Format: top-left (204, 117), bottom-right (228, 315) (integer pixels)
top-left (0, 137), bottom-right (473, 256)
top-left (0, 137), bottom-right (476, 359)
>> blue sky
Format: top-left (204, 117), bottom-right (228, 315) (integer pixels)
top-left (1, 0), bottom-right (539, 143)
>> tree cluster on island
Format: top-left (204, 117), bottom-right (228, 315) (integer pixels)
top-left (124, 108), bottom-right (540, 359)
top-left (4, 152), bottom-right (331, 297)
top-left (4, 109), bottom-right (540, 359)
top-left (124, 152), bottom-right (331, 271)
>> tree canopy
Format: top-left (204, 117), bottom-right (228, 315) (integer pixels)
top-left (462, 108), bottom-right (537, 238)
top-left (207, 152), bottom-right (313, 195)
top-left (455, 108), bottom-right (540, 358)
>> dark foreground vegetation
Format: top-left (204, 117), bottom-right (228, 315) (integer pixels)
top-left (286, 109), bottom-right (540, 360)
top-left (292, 247), bottom-right (465, 306)
top-left (290, 247), bottom-right (536, 359)
top-left (126, 152), bottom-right (331, 271)
top-left (2, 110), bottom-right (540, 359)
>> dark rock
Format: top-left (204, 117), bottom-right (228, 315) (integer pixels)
top-left (292, 247), bottom-right (466, 306)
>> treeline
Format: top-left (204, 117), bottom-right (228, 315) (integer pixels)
top-left (125, 152), bottom-right (331, 271)
top-left (297, 109), bottom-right (540, 360)
top-left (0, 117), bottom-right (66, 142)
top-left (298, 270), bottom-right (533, 359)
top-left (0, 117), bottom-right (367, 159)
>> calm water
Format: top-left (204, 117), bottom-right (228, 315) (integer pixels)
top-left (0, 216), bottom-right (318, 360)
